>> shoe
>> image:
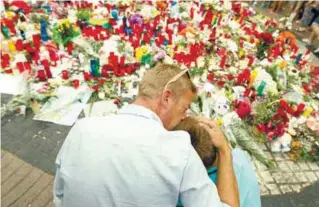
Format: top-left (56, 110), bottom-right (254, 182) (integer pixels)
top-left (314, 47), bottom-right (319, 53)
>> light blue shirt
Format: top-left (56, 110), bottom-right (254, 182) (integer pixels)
top-left (177, 149), bottom-right (261, 207)
top-left (54, 104), bottom-right (230, 207)
top-left (206, 149), bottom-right (261, 207)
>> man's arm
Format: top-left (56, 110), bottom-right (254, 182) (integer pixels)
top-left (180, 144), bottom-right (231, 207)
top-left (197, 118), bottom-right (239, 207)
top-left (217, 145), bottom-right (239, 207)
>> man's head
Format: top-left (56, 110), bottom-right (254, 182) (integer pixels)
top-left (174, 117), bottom-right (217, 168)
top-left (135, 63), bottom-right (197, 130)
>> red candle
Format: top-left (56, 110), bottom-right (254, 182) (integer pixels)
top-left (24, 62), bottom-right (31, 70)
top-left (247, 55), bottom-right (254, 67)
top-left (1, 54), bottom-right (10, 68)
top-left (61, 70), bottom-right (69, 80)
top-left (15, 39), bottom-right (24, 51)
top-left (101, 68), bottom-right (108, 77)
top-left (16, 62), bottom-right (25, 73)
top-left (37, 70), bottom-right (47, 81)
top-left (44, 67), bottom-right (52, 78)
top-left (73, 79), bottom-right (80, 88)
top-left (220, 56), bottom-right (226, 68)
top-left (32, 34), bottom-right (41, 48)
top-left (66, 42), bottom-right (73, 55)
top-left (120, 56), bottom-right (125, 66)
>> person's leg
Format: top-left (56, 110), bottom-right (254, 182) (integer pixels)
top-left (311, 24), bottom-right (319, 52)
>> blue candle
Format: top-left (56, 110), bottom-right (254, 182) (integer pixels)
top-left (40, 20), bottom-right (49, 42)
top-left (295, 53), bottom-right (302, 64)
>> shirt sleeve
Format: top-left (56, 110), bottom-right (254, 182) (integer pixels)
top-left (53, 121), bottom-right (82, 207)
top-left (53, 168), bottom-right (64, 207)
top-left (179, 146), bottom-right (230, 207)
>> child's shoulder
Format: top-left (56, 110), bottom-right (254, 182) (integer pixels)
top-left (232, 148), bottom-right (252, 169)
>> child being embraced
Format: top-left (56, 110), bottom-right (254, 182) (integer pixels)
top-left (174, 117), bottom-right (261, 207)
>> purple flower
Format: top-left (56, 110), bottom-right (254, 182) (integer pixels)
top-left (130, 14), bottom-right (143, 26)
top-left (153, 51), bottom-right (165, 62)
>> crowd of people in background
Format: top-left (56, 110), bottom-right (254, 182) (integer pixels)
top-left (253, 1), bottom-right (319, 54)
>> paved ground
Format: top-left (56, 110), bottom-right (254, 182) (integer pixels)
top-left (1, 151), bottom-right (54, 207)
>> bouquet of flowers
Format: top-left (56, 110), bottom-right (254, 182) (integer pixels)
top-left (52, 19), bottom-right (80, 45)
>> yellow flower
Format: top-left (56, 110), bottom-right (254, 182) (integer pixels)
top-left (303, 107), bottom-right (313, 117)
top-left (278, 61), bottom-right (287, 69)
top-left (238, 49), bottom-right (245, 58)
top-left (135, 47), bottom-right (147, 61)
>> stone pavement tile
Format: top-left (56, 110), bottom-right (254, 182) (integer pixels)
top-left (1, 152), bottom-right (15, 169)
top-left (265, 183), bottom-right (281, 195)
top-left (315, 171), bottom-right (319, 179)
top-left (15, 145), bottom-right (56, 174)
top-left (277, 161), bottom-right (291, 172)
top-left (272, 153), bottom-right (285, 161)
top-left (260, 171), bottom-right (274, 183)
top-left (295, 172), bottom-right (309, 183)
top-left (1, 154), bottom-right (24, 184)
top-left (260, 184), bottom-right (270, 196)
top-left (29, 181), bottom-right (54, 207)
top-left (305, 172), bottom-right (318, 183)
top-left (306, 161), bottom-right (319, 171)
top-left (39, 139), bottom-right (57, 154)
top-left (12, 173), bottom-right (53, 207)
top-left (302, 183), bottom-right (311, 188)
top-left (1, 163), bottom-right (33, 197)
top-left (272, 172), bottom-right (283, 184)
top-left (286, 161), bottom-right (300, 171)
top-left (1, 167), bottom-right (43, 207)
top-left (279, 185), bottom-right (292, 194)
top-left (254, 160), bottom-right (268, 172)
top-left (298, 162), bottom-right (310, 171)
top-left (282, 153), bottom-right (290, 160)
top-left (1, 150), bottom-right (6, 157)
top-left (2, 140), bottom-right (24, 154)
top-left (283, 173), bottom-right (298, 183)
top-left (290, 184), bottom-right (302, 193)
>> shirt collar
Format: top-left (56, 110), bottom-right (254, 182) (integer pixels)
top-left (119, 104), bottom-right (163, 127)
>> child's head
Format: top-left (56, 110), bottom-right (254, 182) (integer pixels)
top-left (174, 117), bottom-right (217, 168)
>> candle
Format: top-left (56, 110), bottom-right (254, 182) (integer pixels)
top-left (90, 59), bottom-right (100, 77)
top-left (247, 55), bottom-right (254, 67)
top-left (101, 68), bottom-right (108, 77)
top-left (33, 34), bottom-right (41, 48)
top-left (40, 20), bottom-right (49, 42)
top-left (15, 39), bottom-right (24, 51)
top-left (16, 62), bottom-right (25, 73)
top-left (62, 70), bottom-right (69, 80)
top-left (8, 40), bottom-right (16, 52)
top-left (37, 70), bottom-right (47, 81)
top-left (66, 42), bottom-right (73, 55)
top-left (295, 53), bottom-right (302, 64)
top-left (1, 26), bottom-right (10, 38)
top-left (73, 79), bottom-right (80, 88)
top-left (220, 56), bottom-right (226, 68)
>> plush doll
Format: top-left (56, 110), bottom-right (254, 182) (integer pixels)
top-left (270, 132), bottom-right (292, 152)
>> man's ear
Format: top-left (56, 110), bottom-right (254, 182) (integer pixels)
top-left (161, 89), bottom-right (174, 106)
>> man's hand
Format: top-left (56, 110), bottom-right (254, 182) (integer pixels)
top-left (195, 117), bottom-right (229, 150)
top-left (195, 117), bottom-right (239, 207)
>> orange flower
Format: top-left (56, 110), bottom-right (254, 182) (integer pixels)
top-left (278, 31), bottom-right (296, 46)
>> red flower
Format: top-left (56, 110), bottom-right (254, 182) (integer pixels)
top-left (92, 85), bottom-right (99, 91)
top-left (207, 72), bottom-right (214, 82)
top-left (260, 32), bottom-right (274, 44)
top-left (83, 72), bottom-right (91, 81)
